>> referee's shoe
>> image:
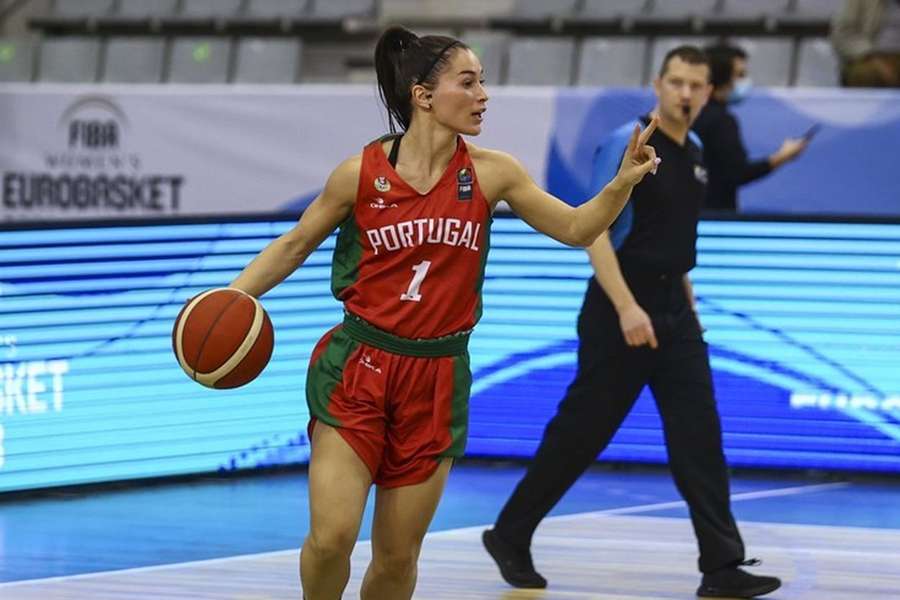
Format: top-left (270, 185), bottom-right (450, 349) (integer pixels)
top-left (482, 529), bottom-right (547, 589)
top-left (697, 559), bottom-right (781, 598)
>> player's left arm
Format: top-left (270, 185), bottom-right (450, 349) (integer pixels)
top-left (487, 118), bottom-right (659, 247)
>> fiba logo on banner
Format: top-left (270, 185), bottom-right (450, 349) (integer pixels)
top-left (0, 335), bottom-right (70, 470)
top-left (1, 95), bottom-right (185, 219)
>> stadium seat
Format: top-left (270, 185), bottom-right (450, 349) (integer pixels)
top-left (639, 0), bottom-right (720, 25)
top-left (730, 37), bottom-right (793, 86)
top-left (577, 37), bottom-right (647, 87)
top-left (506, 37), bottom-right (575, 86)
top-left (300, 38), bottom-right (373, 82)
top-left (244, 0), bottom-right (311, 19)
top-left (115, 0), bottom-right (179, 19)
top-left (382, 0), bottom-right (507, 21)
top-left (39, 37), bottom-right (100, 82)
top-left (309, 0), bottom-right (376, 18)
top-left (52, 0), bottom-right (115, 17)
top-left (0, 38), bottom-right (35, 82)
top-left (575, 0), bottom-right (649, 21)
top-left (511, 0), bottom-right (579, 19)
top-left (460, 30), bottom-right (509, 86)
top-left (795, 38), bottom-right (840, 87)
top-left (790, 0), bottom-right (845, 20)
top-left (233, 38), bottom-right (302, 83)
top-left (103, 38), bottom-right (165, 83)
top-left (714, 0), bottom-right (791, 24)
top-left (168, 37), bottom-right (231, 83)
top-left (179, 0), bottom-right (243, 18)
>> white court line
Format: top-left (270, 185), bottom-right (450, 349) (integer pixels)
top-left (426, 480), bottom-right (851, 538)
top-left (0, 480), bottom-right (851, 588)
top-left (558, 481), bottom-right (851, 520)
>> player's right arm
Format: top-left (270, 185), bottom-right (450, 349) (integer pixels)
top-left (230, 155), bottom-right (361, 298)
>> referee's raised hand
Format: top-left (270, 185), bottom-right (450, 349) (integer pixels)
top-left (615, 115), bottom-right (661, 187)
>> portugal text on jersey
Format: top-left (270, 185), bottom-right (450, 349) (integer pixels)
top-left (365, 217), bottom-right (482, 255)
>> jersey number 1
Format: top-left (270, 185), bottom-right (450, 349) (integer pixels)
top-left (400, 260), bottom-right (431, 302)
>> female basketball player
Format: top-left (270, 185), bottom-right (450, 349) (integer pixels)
top-left (230, 26), bottom-right (658, 600)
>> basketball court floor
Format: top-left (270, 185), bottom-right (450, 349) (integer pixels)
top-left (2, 463), bottom-right (899, 599)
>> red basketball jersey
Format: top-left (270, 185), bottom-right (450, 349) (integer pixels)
top-left (331, 136), bottom-right (491, 339)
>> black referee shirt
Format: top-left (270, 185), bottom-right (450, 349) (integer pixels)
top-left (612, 116), bottom-right (708, 277)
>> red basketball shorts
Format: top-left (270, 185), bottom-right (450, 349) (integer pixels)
top-left (305, 317), bottom-right (471, 488)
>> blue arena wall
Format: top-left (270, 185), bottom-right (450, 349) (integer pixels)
top-left (1, 215), bottom-right (899, 493)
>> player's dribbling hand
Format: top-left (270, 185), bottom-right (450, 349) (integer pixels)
top-left (615, 115), bottom-right (661, 187)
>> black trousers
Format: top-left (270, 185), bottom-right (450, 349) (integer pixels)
top-left (493, 271), bottom-right (745, 573)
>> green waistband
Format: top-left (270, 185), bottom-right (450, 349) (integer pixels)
top-left (342, 313), bottom-right (470, 357)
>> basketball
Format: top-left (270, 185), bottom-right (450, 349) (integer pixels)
top-left (172, 288), bottom-right (274, 389)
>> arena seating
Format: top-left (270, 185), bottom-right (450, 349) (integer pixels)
top-left (0, 0), bottom-right (840, 85)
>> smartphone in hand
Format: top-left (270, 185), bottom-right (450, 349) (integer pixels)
top-left (800, 123), bottom-right (821, 141)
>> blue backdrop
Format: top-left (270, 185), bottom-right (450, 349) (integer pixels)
top-left (1, 215), bottom-right (899, 493)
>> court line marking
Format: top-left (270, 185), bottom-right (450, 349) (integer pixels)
top-left (558, 481), bottom-right (851, 519)
top-left (0, 480), bottom-right (851, 587)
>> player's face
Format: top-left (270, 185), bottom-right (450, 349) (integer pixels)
top-left (430, 49), bottom-right (489, 136)
top-left (654, 57), bottom-right (712, 126)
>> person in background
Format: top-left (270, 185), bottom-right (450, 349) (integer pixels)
top-left (691, 44), bottom-right (807, 212)
top-left (832, 0), bottom-right (900, 87)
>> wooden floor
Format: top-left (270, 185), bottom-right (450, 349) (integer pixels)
top-left (3, 513), bottom-right (899, 599)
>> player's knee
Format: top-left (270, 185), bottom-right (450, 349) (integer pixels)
top-left (372, 544), bottom-right (420, 579)
top-left (306, 527), bottom-right (357, 561)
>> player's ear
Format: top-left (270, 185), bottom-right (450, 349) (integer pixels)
top-left (412, 84), bottom-right (432, 111)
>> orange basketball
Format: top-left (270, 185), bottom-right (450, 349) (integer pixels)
top-left (172, 288), bottom-right (274, 389)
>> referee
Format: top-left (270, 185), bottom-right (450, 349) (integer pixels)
top-left (483, 46), bottom-right (782, 599)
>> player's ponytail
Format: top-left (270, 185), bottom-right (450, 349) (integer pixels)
top-left (374, 25), bottom-right (467, 132)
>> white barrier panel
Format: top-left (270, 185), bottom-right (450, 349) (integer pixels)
top-left (0, 84), bottom-right (554, 222)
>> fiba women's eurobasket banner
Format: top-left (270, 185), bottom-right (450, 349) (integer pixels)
top-left (4, 84), bottom-right (900, 222)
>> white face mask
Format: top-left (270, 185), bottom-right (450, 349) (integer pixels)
top-left (728, 77), bottom-right (753, 104)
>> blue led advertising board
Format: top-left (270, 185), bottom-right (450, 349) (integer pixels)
top-left (1, 217), bottom-right (899, 492)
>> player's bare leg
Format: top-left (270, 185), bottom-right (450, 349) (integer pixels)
top-left (301, 423), bottom-right (372, 599)
top-left (360, 459), bottom-right (452, 600)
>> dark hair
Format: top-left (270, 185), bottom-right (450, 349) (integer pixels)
top-left (703, 43), bottom-right (748, 89)
top-left (658, 45), bottom-right (711, 81)
top-left (374, 25), bottom-right (468, 132)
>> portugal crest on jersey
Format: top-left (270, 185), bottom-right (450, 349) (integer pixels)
top-left (374, 176), bottom-right (391, 193)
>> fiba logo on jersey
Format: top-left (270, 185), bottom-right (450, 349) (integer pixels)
top-left (374, 176), bottom-right (391, 193)
top-left (369, 197), bottom-right (398, 209)
top-left (457, 168), bottom-right (473, 201)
